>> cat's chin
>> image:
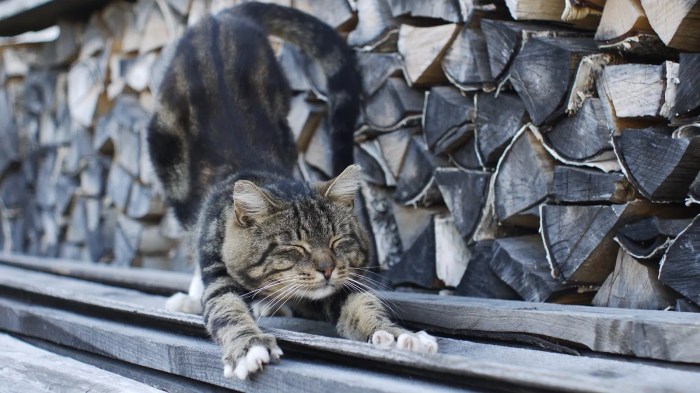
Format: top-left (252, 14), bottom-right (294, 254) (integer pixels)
top-left (301, 284), bottom-right (337, 300)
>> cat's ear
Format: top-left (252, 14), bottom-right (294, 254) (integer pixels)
top-left (233, 180), bottom-right (277, 227)
top-left (319, 164), bottom-right (362, 206)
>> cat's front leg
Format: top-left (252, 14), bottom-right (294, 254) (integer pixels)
top-left (335, 291), bottom-right (438, 354)
top-left (202, 273), bottom-right (283, 380)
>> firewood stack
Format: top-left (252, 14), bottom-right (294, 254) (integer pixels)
top-left (1, 0), bottom-right (699, 311)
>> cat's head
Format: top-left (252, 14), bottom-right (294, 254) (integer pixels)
top-left (223, 165), bottom-right (371, 301)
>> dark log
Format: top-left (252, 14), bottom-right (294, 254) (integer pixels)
top-left (598, 63), bottom-right (678, 119)
top-left (347, 0), bottom-right (399, 51)
top-left (115, 126), bottom-right (141, 178)
top-left (359, 183), bottom-right (403, 270)
top-left (641, 0), bottom-right (700, 51)
top-left (127, 182), bottom-right (165, 220)
top-left (434, 168), bottom-right (490, 241)
top-left (441, 26), bottom-right (494, 91)
top-left (287, 94), bottom-right (325, 151)
top-left (397, 23), bottom-right (460, 86)
top-left (55, 175), bottom-right (78, 216)
top-left (80, 156), bottom-right (109, 197)
top-left (0, 89), bottom-right (19, 176)
top-left (423, 86), bottom-right (475, 155)
top-left (304, 122), bottom-right (333, 179)
top-left (387, 0), bottom-right (464, 22)
top-left (394, 136), bottom-right (448, 207)
top-left (36, 150), bottom-right (59, 209)
top-left (675, 53), bottom-right (700, 118)
top-left (551, 166), bottom-right (635, 204)
top-left (107, 163), bottom-right (133, 212)
top-left (277, 42), bottom-right (312, 93)
top-left (86, 205), bottom-right (116, 263)
top-left (592, 249), bottom-right (678, 310)
top-left (544, 98), bottom-right (612, 162)
top-left (613, 129), bottom-right (700, 202)
top-left (659, 216), bottom-right (700, 306)
top-left (66, 197), bottom-right (87, 244)
top-left (689, 172), bottom-right (700, 205)
top-left (386, 216), bottom-right (438, 289)
top-left (434, 215), bottom-right (471, 287)
top-left (494, 126), bottom-right (556, 227)
top-left (363, 77), bottom-right (423, 132)
top-left (615, 217), bottom-right (693, 260)
top-left (454, 240), bottom-right (522, 300)
top-left (490, 235), bottom-right (578, 303)
top-left (540, 201), bottom-right (688, 284)
top-left (356, 52), bottom-right (402, 97)
top-left (294, 0), bottom-right (356, 31)
top-left (676, 298), bottom-right (700, 313)
top-left (475, 92), bottom-right (527, 166)
top-left (448, 133), bottom-right (482, 170)
top-left (354, 141), bottom-right (395, 186)
top-left (510, 37), bottom-right (598, 126)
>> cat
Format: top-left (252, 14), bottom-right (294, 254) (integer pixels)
top-left (147, 2), bottom-right (438, 380)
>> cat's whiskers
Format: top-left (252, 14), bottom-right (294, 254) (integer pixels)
top-left (246, 281), bottom-right (295, 315)
top-left (268, 284), bottom-right (304, 318)
top-left (257, 283), bottom-right (301, 322)
top-left (343, 276), bottom-right (400, 318)
top-left (241, 277), bottom-right (296, 299)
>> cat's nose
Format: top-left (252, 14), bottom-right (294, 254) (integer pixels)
top-left (316, 260), bottom-right (336, 280)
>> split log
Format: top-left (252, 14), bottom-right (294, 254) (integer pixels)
top-left (423, 87), bottom-right (475, 155)
top-left (434, 168), bottom-right (491, 241)
top-left (356, 52), bottom-right (403, 97)
top-left (347, 0), bottom-right (399, 51)
top-left (505, 0), bottom-right (600, 27)
top-left (615, 217), bottom-right (693, 259)
top-left (80, 156), bottom-right (109, 197)
top-left (107, 164), bottom-right (133, 211)
top-left (592, 249), bottom-right (678, 310)
top-left (304, 122), bottom-right (333, 179)
top-left (613, 128), bottom-right (700, 202)
top-left (543, 98), bottom-right (612, 162)
top-left (510, 37), bottom-right (598, 125)
top-left (394, 136), bottom-right (448, 207)
top-left (115, 126), bottom-right (141, 177)
top-left (67, 47), bottom-right (109, 128)
top-left (55, 175), bottom-right (78, 216)
top-left (386, 217), bottom-right (438, 289)
top-left (354, 140), bottom-right (395, 186)
top-left (0, 89), bottom-right (19, 175)
top-left (359, 183), bottom-right (402, 270)
top-left (595, 0), bottom-right (656, 44)
top-left (551, 166), bottom-right (635, 204)
top-left (392, 204), bottom-right (445, 251)
top-left (659, 216), bottom-right (700, 306)
top-left (66, 198), bottom-right (87, 244)
top-left (287, 94), bottom-right (326, 151)
top-left (434, 215), bottom-right (470, 287)
top-left (641, 0), bottom-right (700, 51)
top-left (489, 236), bottom-right (578, 303)
top-left (676, 298), bottom-right (700, 313)
top-left (397, 23), bottom-right (460, 86)
top-left (441, 26), bottom-right (494, 91)
top-left (363, 77), bottom-right (423, 132)
top-left (375, 127), bottom-right (415, 179)
top-left (127, 182), bottom-right (165, 220)
top-left (598, 63), bottom-right (678, 119)
top-left (675, 54), bottom-right (700, 118)
top-left (689, 172), bottom-right (700, 205)
top-left (454, 240), bottom-right (522, 300)
top-left (448, 134), bottom-right (482, 170)
top-left (494, 127), bottom-right (557, 227)
top-left (86, 204), bottom-right (116, 263)
top-left (475, 92), bottom-right (527, 166)
top-left (387, 0), bottom-right (464, 22)
top-left (114, 215), bottom-right (177, 266)
top-left (541, 201), bottom-right (689, 284)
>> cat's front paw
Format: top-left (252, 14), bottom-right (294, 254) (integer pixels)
top-left (371, 330), bottom-right (438, 354)
top-left (222, 335), bottom-right (283, 380)
top-left (165, 292), bottom-right (202, 314)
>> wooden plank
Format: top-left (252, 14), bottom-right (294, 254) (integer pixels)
top-left (3, 264), bottom-right (700, 392)
top-left (0, 333), bottom-right (164, 393)
top-left (0, 0), bottom-right (105, 36)
top-left (380, 291), bottom-right (700, 364)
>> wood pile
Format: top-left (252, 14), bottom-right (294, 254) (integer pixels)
top-left (0, 0), bottom-right (699, 312)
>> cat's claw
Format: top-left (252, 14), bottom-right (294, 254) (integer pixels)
top-left (224, 345), bottom-right (283, 380)
top-left (371, 330), bottom-right (438, 354)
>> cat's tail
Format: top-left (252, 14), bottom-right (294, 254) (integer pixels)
top-left (228, 2), bottom-right (360, 176)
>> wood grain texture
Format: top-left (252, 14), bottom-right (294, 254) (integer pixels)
top-left (394, 136), bottom-right (447, 206)
top-left (592, 249), bottom-right (678, 310)
top-left (551, 166), bottom-right (635, 204)
top-left (441, 26), bottom-right (494, 91)
top-left (363, 77), bottom-right (423, 131)
top-left (599, 64), bottom-right (670, 118)
top-left (475, 92), bottom-right (527, 166)
top-left (613, 128), bottom-right (700, 202)
top-left (356, 52), bottom-right (403, 97)
top-left (675, 53), bottom-right (700, 117)
top-left (423, 86), bottom-right (475, 155)
top-left (347, 0), bottom-right (398, 50)
top-left (434, 167), bottom-right (491, 241)
top-left (615, 217), bottom-right (692, 259)
top-left (659, 216), bottom-right (700, 306)
top-left (545, 98), bottom-right (611, 162)
top-left (0, 333), bottom-right (165, 393)
top-left (380, 291), bottom-right (700, 364)
top-left (454, 240), bottom-right (522, 300)
top-left (595, 0), bottom-right (654, 41)
top-left (387, 0), bottom-right (464, 22)
top-left (397, 23), bottom-right (460, 86)
top-left (641, 0), bottom-right (700, 51)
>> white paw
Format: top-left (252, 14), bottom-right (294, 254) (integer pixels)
top-left (164, 292), bottom-right (203, 314)
top-left (371, 330), bottom-right (438, 354)
top-left (223, 345), bottom-right (283, 380)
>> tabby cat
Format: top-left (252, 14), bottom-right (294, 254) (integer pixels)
top-left (147, 2), bottom-right (437, 380)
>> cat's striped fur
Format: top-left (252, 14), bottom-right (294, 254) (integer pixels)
top-left (148, 2), bottom-right (437, 380)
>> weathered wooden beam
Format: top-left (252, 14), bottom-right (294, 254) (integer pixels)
top-left (0, 0), bottom-right (106, 36)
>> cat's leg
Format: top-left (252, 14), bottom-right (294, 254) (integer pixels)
top-left (202, 264), bottom-right (282, 380)
top-left (165, 267), bottom-right (204, 314)
top-left (335, 291), bottom-right (438, 354)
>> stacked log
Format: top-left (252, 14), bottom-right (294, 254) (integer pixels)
top-left (1, 0), bottom-right (699, 312)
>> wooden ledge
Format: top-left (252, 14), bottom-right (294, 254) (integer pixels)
top-left (0, 0), bottom-right (106, 36)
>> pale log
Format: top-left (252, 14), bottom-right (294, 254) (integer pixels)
top-left (598, 63), bottom-right (678, 119)
top-left (387, 0), bottom-right (464, 22)
top-left (360, 183), bottom-right (403, 269)
top-left (641, 0), bottom-right (700, 51)
top-left (397, 23), bottom-right (460, 86)
top-left (505, 0), bottom-right (600, 27)
top-left (595, 0), bottom-right (655, 43)
top-left (434, 215), bottom-right (470, 287)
